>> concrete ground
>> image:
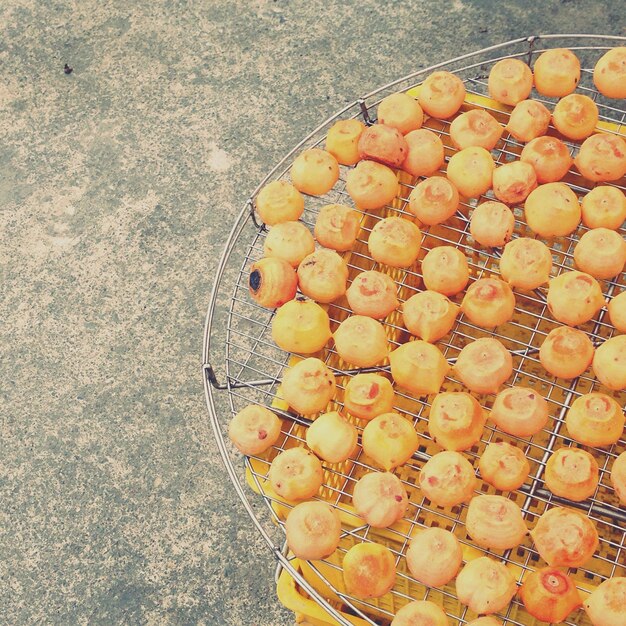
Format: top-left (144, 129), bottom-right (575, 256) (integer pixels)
top-left (1, 1), bottom-right (622, 624)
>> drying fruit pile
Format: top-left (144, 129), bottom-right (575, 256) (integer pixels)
top-left (229, 46), bottom-right (626, 626)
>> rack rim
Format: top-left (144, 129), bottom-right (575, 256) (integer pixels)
top-left (202, 33), bottom-right (626, 626)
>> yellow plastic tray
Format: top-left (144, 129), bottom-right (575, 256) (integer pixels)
top-left (242, 87), bottom-right (626, 625)
top-left (277, 558), bottom-right (370, 626)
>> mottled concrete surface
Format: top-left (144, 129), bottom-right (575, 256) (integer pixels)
top-left (0, 1), bottom-right (622, 624)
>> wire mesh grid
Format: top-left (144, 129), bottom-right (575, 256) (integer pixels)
top-left (203, 35), bottom-right (626, 626)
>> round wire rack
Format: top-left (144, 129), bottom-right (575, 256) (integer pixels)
top-left (203, 34), bottom-right (626, 626)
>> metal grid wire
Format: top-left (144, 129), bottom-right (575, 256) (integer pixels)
top-left (203, 35), bottom-right (626, 626)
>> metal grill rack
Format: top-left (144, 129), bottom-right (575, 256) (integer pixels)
top-left (203, 35), bottom-right (626, 626)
